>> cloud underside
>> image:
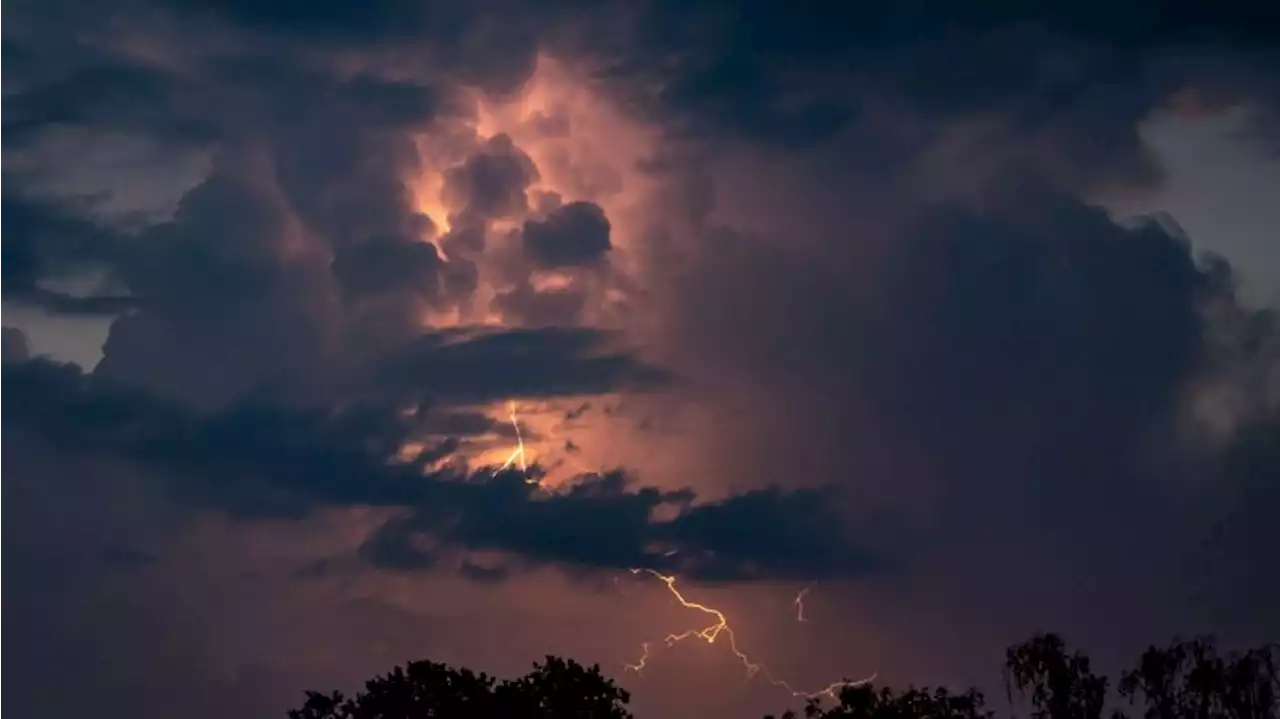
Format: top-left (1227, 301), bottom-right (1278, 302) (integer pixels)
top-left (3, 350), bottom-right (877, 582)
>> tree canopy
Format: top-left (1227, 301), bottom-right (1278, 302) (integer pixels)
top-left (288, 634), bottom-right (1277, 719)
top-left (288, 656), bottom-right (630, 719)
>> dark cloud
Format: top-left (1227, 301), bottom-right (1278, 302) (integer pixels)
top-left (355, 470), bottom-right (881, 582)
top-left (167, 0), bottom-right (435, 41)
top-left (9, 62), bottom-right (468, 405)
top-left (582, 1), bottom-right (1279, 193)
top-left (162, 0), bottom-right (561, 94)
top-left (490, 280), bottom-right (589, 326)
top-left (483, 200), bottom-right (619, 327)
top-left (3, 28), bottom-right (456, 151)
top-left (522, 201), bottom-right (612, 269)
top-left (254, 68), bottom-right (452, 252)
top-left (662, 173), bottom-right (1280, 646)
top-left (673, 180), bottom-right (1217, 437)
top-left (368, 326), bottom-right (670, 403)
top-left (1201, 414), bottom-right (1280, 632)
top-left (1, 192), bottom-right (139, 315)
top-left (331, 236), bottom-right (444, 302)
top-left (94, 163), bottom-right (334, 407)
top-left (4, 327), bottom-right (33, 363)
top-left (3, 43), bottom-right (474, 382)
top-left (7, 0), bottom-right (1278, 196)
top-left (659, 486), bottom-right (883, 581)
top-left (201, 65), bottom-right (466, 357)
top-left (860, 184), bottom-right (1206, 475)
top-left (2, 59), bottom-right (221, 149)
top-left (3, 356), bottom-right (880, 581)
top-left (100, 544), bottom-right (162, 569)
top-left (443, 133), bottom-right (540, 224)
top-left (221, 61), bottom-right (448, 132)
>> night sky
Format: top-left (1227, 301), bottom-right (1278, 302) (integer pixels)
top-left (3, 2), bottom-right (1279, 718)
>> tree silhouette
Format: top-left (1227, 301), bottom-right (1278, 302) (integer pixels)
top-left (1004, 634), bottom-right (1278, 719)
top-left (287, 656), bottom-right (631, 719)
top-left (1004, 633), bottom-right (1110, 719)
top-left (769, 685), bottom-right (995, 719)
top-left (286, 635), bottom-right (1278, 719)
top-left (1117, 639), bottom-right (1278, 719)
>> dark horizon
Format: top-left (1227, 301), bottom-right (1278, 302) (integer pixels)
top-left (282, 632), bottom-right (1280, 719)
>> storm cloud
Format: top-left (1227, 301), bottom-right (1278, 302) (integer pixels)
top-left (3, 1), bottom-right (1278, 718)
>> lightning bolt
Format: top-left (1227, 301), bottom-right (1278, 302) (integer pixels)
top-left (497, 401), bottom-right (536, 483)
top-left (624, 569), bottom-right (876, 701)
top-left (794, 585), bottom-right (812, 623)
top-left (495, 400), bottom-right (607, 486)
top-left (493, 408), bottom-right (872, 700)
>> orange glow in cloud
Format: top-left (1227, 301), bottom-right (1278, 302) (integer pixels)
top-left (407, 170), bottom-right (452, 240)
top-left (492, 54), bottom-right (662, 270)
top-left (410, 53), bottom-right (661, 311)
top-left (394, 398), bottom-right (604, 489)
top-left (397, 52), bottom-right (726, 503)
top-left (529, 270), bottom-right (574, 293)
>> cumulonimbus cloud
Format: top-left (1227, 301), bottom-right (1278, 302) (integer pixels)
top-left (3, 1), bottom-right (1279, 716)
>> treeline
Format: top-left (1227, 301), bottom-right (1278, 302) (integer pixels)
top-left (288, 633), bottom-right (1277, 719)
